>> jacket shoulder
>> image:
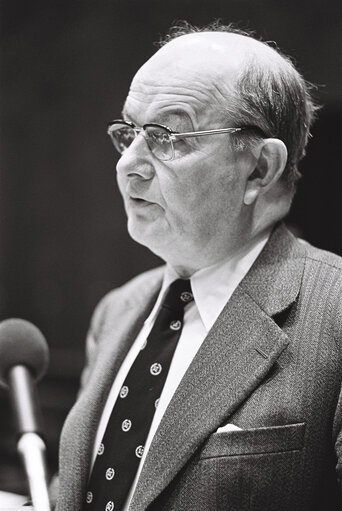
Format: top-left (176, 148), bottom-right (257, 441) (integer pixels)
top-left (79, 266), bottom-right (165, 390)
top-left (298, 239), bottom-right (342, 351)
top-left (300, 239), bottom-right (342, 270)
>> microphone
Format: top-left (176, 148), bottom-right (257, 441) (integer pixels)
top-left (0, 318), bottom-right (51, 511)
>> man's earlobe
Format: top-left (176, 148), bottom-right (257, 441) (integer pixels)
top-left (243, 138), bottom-right (288, 205)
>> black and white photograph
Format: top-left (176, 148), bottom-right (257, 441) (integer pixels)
top-left (0, 1), bottom-right (342, 509)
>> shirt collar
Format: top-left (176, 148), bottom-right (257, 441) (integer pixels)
top-left (190, 233), bottom-right (270, 331)
top-left (145, 232), bottom-right (270, 331)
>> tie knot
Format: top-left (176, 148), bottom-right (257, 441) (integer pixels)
top-left (162, 279), bottom-right (193, 311)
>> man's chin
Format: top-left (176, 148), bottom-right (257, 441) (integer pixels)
top-left (127, 220), bottom-right (169, 257)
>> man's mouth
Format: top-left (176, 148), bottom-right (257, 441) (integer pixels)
top-left (128, 196), bottom-right (154, 207)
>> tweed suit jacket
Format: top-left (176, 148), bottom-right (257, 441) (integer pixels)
top-left (56, 223), bottom-right (342, 510)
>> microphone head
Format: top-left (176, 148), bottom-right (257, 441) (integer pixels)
top-left (0, 318), bottom-right (49, 388)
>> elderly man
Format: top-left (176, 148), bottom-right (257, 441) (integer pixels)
top-left (55, 22), bottom-right (342, 511)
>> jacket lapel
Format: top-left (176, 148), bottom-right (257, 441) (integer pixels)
top-left (130, 224), bottom-right (306, 510)
top-left (57, 270), bottom-right (164, 511)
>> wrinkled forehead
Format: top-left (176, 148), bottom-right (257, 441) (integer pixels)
top-left (123, 33), bottom-right (250, 127)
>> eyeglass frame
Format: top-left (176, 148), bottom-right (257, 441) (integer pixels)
top-left (107, 119), bottom-right (247, 161)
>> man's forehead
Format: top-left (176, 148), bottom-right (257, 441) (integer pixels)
top-left (124, 33), bottom-right (253, 125)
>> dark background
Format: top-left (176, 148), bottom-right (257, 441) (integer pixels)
top-left (0, 0), bottom-right (341, 495)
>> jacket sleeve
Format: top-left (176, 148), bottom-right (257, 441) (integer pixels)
top-left (48, 290), bottom-right (118, 509)
top-left (334, 382), bottom-right (342, 494)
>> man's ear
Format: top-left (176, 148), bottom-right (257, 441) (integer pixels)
top-left (243, 138), bottom-right (288, 205)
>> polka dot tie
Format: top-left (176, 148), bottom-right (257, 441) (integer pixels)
top-left (83, 279), bottom-right (193, 511)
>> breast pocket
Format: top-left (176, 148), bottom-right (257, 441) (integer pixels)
top-left (194, 422), bottom-right (306, 510)
top-left (200, 422), bottom-right (306, 459)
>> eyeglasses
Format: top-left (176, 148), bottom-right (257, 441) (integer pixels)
top-left (107, 119), bottom-right (245, 161)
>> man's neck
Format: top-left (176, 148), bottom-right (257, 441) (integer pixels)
top-left (169, 227), bottom-right (273, 279)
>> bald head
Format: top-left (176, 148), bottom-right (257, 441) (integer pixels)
top-left (133, 31), bottom-right (284, 114)
top-left (151, 30), bottom-right (284, 70)
top-left (129, 23), bottom-right (317, 193)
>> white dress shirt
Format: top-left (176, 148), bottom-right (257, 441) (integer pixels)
top-left (91, 233), bottom-right (270, 508)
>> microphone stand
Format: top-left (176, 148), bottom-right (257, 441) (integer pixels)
top-left (17, 434), bottom-right (50, 511)
top-left (8, 365), bottom-right (51, 511)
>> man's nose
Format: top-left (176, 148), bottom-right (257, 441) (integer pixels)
top-left (116, 134), bottom-right (155, 180)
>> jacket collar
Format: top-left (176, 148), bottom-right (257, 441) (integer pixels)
top-left (239, 223), bottom-right (305, 316)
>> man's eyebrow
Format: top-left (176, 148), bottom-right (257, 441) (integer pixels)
top-left (155, 110), bottom-right (195, 131)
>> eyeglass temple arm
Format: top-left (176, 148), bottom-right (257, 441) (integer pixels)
top-left (171, 127), bottom-right (243, 140)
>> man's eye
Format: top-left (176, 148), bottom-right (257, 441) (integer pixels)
top-left (148, 131), bottom-right (169, 144)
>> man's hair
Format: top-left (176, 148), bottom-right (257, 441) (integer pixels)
top-left (158, 20), bottom-right (320, 194)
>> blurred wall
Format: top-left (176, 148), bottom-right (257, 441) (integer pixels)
top-left (0, 0), bottom-right (341, 494)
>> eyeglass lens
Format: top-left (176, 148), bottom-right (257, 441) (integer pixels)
top-left (109, 124), bottom-right (173, 161)
top-left (145, 126), bottom-right (172, 160)
top-left (110, 125), bottom-right (136, 155)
